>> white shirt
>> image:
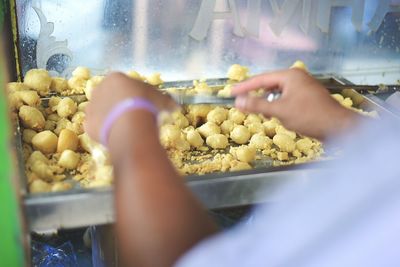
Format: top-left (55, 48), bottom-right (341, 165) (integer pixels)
top-left (176, 115), bottom-right (400, 267)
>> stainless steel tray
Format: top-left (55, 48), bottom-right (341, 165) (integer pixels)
top-left (22, 75), bottom-right (397, 232)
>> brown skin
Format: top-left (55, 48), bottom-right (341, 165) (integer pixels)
top-left (85, 70), bottom-right (361, 267)
top-left (232, 69), bottom-right (361, 140)
top-left (85, 73), bottom-right (218, 267)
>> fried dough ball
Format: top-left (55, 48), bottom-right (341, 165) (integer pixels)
top-left (187, 105), bottom-right (212, 118)
top-left (17, 90), bottom-right (40, 106)
top-left (249, 133), bottom-right (272, 150)
top-left (227, 64), bottom-right (249, 82)
top-left (207, 107), bottom-right (228, 125)
top-left (332, 94), bottom-right (344, 103)
top-left (244, 114), bottom-right (262, 125)
top-left (79, 133), bottom-right (95, 152)
top-left (230, 160), bottom-right (252, 171)
top-left (231, 145), bottom-right (256, 163)
top-left (296, 138), bottom-right (313, 154)
top-left (342, 98), bottom-right (353, 108)
top-left (68, 76), bottom-right (87, 94)
top-left (7, 82), bottom-right (30, 93)
top-left (206, 134), bottom-right (229, 149)
top-left (186, 129), bottom-right (204, 148)
top-left (50, 77), bottom-right (68, 93)
top-left (78, 101), bottom-right (89, 112)
top-left (290, 60), bottom-right (308, 71)
top-left (32, 130), bottom-right (58, 154)
top-left (72, 111), bottom-right (85, 124)
top-left (273, 134), bottom-right (296, 153)
top-left (146, 73), bottom-right (163, 86)
top-left (217, 84), bottom-right (232, 97)
top-left (230, 125), bottom-right (251, 145)
top-left (198, 122), bottom-right (221, 138)
top-left (263, 118), bottom-right (280, 138)
top-left (24, 69), bottom-right (52, 96)
top-left (160, 124), bottom-right (181, 148)
top-left (23, 129), bottom-right (37, 144)
top-left (8, 92), bottom-right (23, 110)
top-left (172, 111), bottom-right (189, 129)
top-left (228, 108), bottom-right (246, 124)
top-left (247, 122), bottom-right (264, 135)
top-left (54, 118), bottom-right (72, 135)
top-left (19, 105), bottom-right (45, 130)
top-left (57, 129), bottom-right (79, 153)
top-left (48, 96), bottom-right (61, 110)
top-left (275, 125), bottom-right (296, 139)
top-left (127, 70), bottom-right (144, 81)
top-left (277, 152), bottom-right (289, 161)
top-left (194, 80), bottom-right (213, 95)
top-left (220, 120), bottom-right (235, 135)
top-left (175, 138), bottom-right (191, 151)
top-left (72, 66), bottom-right (91, 80)
top-left (27, 151), bottom-right (48, 166)
top-left (29, 179), bottom-right (51, 193)
top-left (84, 76), bottom-right (104, 100)
top-left (44, 120), bottom-right (57, 131)
top-left (58, 150), bottom-right (80, 169)
top-left (57, 97), bottom-right (77, 118)
top-left (51, 182), bottom-right (73, 192)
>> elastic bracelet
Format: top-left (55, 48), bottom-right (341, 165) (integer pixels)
top-left (100, 98), bottom-right (158, 146)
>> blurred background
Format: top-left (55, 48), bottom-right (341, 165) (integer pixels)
top-left (15, 0), bottom-right (400, 83)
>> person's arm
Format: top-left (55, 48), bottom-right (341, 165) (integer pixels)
top-left (232, 69), bottom-right (362, 140)
top-left (85, 73), bottom-right (218, 267)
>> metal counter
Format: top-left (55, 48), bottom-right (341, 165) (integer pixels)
top-left (23, 77), bottom-right (399, 232)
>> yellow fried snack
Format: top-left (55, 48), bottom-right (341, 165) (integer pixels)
top-left (50, 77), bottom-right (68, 93)
top-left (198, 122), bottom-right (221, 138)
top-left (230, 125), bottom-right (251, 145)
top-left (227, 64), bottom-right (249, 82)
top-left (250, 133), bottom-right (272, 150)
top-left (127, 70), bottom-right (145, 81)
top-left (32, 130), bottom-right (58, 154)
top-left (228, 108), bottom-right (246, 124)
top-left (146, 73), bottom-right (163, 86)
top-left (186, 129), bottom-right (204, 148)
top-left (84, 76), bottom-right (104, 100)
top-left (17, 90), bottom-right (40, 107)
top-left (19, 105), bottom-right (45, 130)
top-left (22, 129), bottom-right (38, 144)
top-left (29, 179), bottom-right (51, 194)
top-left (273, 134), bottom-right (296, 153)
top-left (206, 134), bottom-right (229, 149)
top-left (51, 182), bottom-right (73, 192)
top-left (220, 120), bottom-right (235, 135)
top-left (23, 69), bottom-right (52, 96)
top-left (230, 145), bottom-right (256, 163)
top-left (207, 107), bottom-right (228, 125)
top-left (57, 129), bottom-right (79, 153)
top-left (7, 82), bottom-right (30, 93)
top-left (72, 66), bottom-right (91, 80)
top-left (57, 97), bottom-right (77, 118)
top-left (58, 150), bottom-right (80, 169)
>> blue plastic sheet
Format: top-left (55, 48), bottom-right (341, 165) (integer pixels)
top-left (32, 241), bottom-right (78, 267)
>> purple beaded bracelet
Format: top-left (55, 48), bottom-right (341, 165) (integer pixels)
top-left (100, 98), bottom-right (158, 146)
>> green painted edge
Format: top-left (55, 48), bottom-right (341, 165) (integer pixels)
top-left (0, 0), bottom-right (25, 265)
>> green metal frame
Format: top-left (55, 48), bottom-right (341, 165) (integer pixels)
top-left (0, 0), bottom-right (25, 266)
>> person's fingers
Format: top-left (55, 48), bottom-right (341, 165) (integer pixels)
top-left (235, 95), bottom-right (279, 118)
top-left (231, 70), bottom-right (289, 96)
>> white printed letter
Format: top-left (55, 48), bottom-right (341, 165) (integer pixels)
top-left (190, 0), bottom-right (244, 41)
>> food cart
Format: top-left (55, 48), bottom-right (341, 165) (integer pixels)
top-left (2, 0), bottom-right (400, 265)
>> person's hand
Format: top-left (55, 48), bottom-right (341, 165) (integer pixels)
top-left (232, 69), bottom-right (360, 140)
top-left (85, 72), bottom-right (177, 143)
